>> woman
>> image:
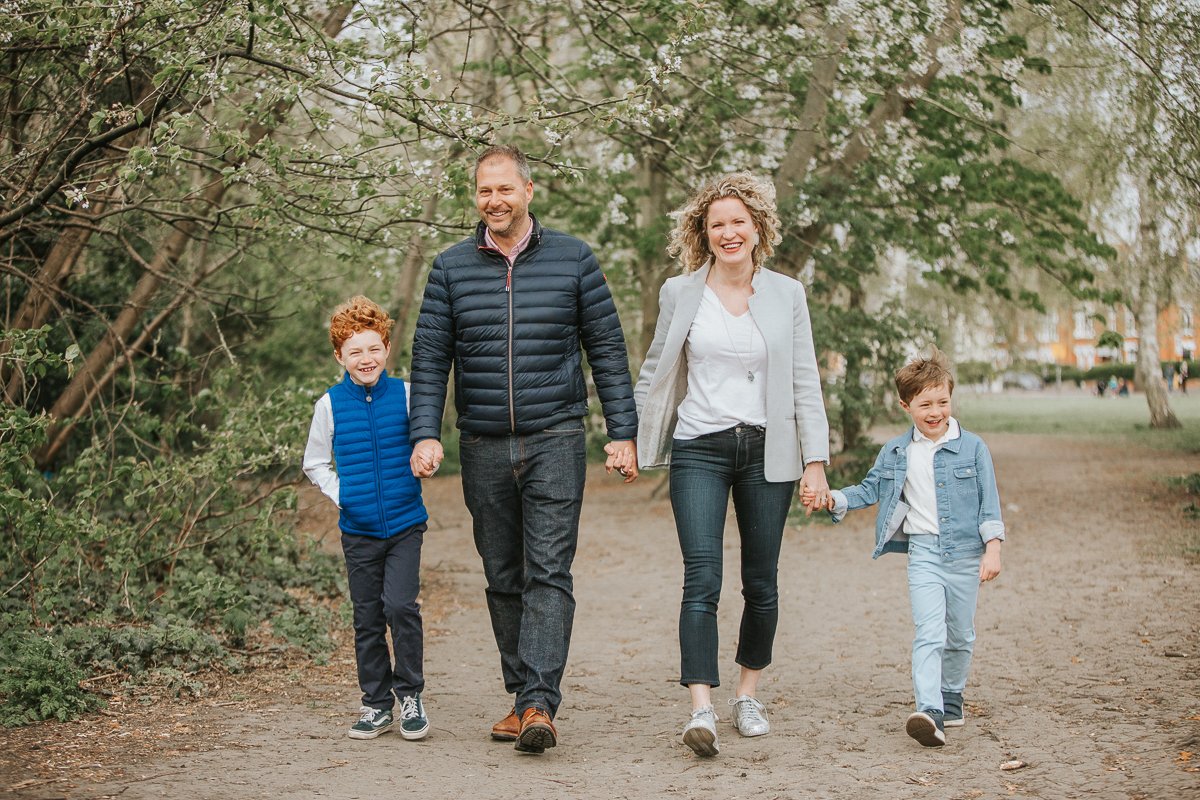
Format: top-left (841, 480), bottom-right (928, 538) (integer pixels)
top-left (634, 173), bottom-right (831, 757)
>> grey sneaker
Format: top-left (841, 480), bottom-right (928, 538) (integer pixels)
top-left (729, 695), bottom-right (770, 737)
top-left (905, 710), bottom-right (946, 747)
top-left (398, 693), bottom-right (429, 740)
top-left (942, 691), bottom-right (965, 727)
top-left (682, 705), bottom-right (720, 756)
top-left (348, 706), bottom-right (393, 739)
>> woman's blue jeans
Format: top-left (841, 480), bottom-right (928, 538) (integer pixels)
top-left (669, 426), bottom-right (796, 687)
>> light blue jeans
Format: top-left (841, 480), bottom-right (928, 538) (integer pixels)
top-left (906, 534), bottom-right (981, 713)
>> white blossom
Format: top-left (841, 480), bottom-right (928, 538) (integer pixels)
top-left (940, 174), bottom-right (961, 191)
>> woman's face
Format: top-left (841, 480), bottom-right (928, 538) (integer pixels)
top-left (705, 196), bottom-right (757, 272)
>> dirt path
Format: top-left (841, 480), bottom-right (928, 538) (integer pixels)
top-left (4, 432), bottom-right (1199, 799)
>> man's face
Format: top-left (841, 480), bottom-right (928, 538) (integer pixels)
top-left (475, 156), bottom-right (533, 242)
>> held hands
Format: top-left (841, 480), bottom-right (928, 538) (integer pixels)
top-left (410, 439), bottom-right (444, 478)
top-left (798, 461), bottom-right (832, 516)
top-left (604, 440), bottom-right (639, 484)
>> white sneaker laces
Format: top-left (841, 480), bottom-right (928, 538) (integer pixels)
top-left (399, 695), bottom-right (421, 720)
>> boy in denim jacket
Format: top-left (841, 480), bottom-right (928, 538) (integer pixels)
top-left (303, 296), bottom-right (431, 741)
top-left (804, 348), bottom-right (1003, 747)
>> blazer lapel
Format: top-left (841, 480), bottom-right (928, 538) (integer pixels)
top-left (650, 265), bottom-right (708, 392)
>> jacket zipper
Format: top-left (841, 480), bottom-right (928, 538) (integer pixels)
top-left (365, 385), bottom-right (388, 536)
top-left (506, 261), bottom-right (515, 431)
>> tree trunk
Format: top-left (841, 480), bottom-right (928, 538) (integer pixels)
top-left (389, 190), bottom-right (443, 373)
top-left (1133, 280), bottom-right (1180, 429)
top-left (634, 138), bottom-right (673, 359)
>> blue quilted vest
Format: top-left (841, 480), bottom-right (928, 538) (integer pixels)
top-left (328, 372), bottom-right (427, 537)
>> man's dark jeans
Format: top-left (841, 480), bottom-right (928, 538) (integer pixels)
top-left (669, 426), bottom-right (795, 687)
top-left (341, 523), bottom-right (426, 710)
top-left (459, 419), bottom-right (587, 718)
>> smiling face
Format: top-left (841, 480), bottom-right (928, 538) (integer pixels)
top-left (705, 196), bottom-right (758, 272)
top-left (475, 155), bottom-right (534, 246)
top-left (335, 329), bottom-right (389, 387)
top-left (900, 381), bottom-right (954, 440)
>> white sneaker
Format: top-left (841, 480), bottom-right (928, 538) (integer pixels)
top-left (730, 695), bottom-right (770, 737)
top-left (682, 705), bottom-right (719, 756)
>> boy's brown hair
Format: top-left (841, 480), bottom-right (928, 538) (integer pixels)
top-left (329, 296), bottom-right (394, 353)
top-left (894, 346), bottom-right (955, 404)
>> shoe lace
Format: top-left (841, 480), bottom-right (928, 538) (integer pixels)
top-left (358, 705), bottom-right (383, 723)
top-left (399, 695), bottom-right (421, 721)
top-left (730, 696), bottom-right (766, 724)
top-left (690, 705), bottom-right (718, 723)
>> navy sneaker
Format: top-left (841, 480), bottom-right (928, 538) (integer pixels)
top-left (348, 706), bottom-right (393, 739)
top-left (905, 710), bottom-right (946, 747)
top-left (942, 691), bottom-right (965, 728)
top-left (398, 693), bottom-right (430, 740)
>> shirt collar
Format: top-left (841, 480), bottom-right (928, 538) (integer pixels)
top-left (912, 416), bottom-right (960, 446)
top-left (484, 217), bottom-right (534, 262)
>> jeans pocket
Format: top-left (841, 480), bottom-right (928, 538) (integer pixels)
top-left (543, 420), bottom-right (585, 435)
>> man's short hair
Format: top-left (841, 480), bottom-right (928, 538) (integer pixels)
top-left (475, 145), bottom-right (531, 183)
top-left (329, 295), bottom-right (394, 352)
top-left (895, 346), bottom-right (955, 404)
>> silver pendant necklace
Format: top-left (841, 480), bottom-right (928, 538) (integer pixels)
top-left (716, 293), bottom-right (756, 383)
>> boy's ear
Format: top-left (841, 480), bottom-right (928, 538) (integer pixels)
top-left (898, 399), bottom-right (910, 414)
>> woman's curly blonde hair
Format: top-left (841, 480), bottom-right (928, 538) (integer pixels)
top-left (667, 173), bottom-right (782, 274)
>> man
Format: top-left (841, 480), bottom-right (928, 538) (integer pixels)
top-left (408, 145), bottom-right (639, 754)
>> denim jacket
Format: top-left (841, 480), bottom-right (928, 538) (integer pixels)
top-left (830, 423), bottom-right (1005, 559)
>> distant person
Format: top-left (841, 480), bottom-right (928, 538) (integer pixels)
top-left (303, 296), bottom-right (431, 741)
top-left (1107, 375), bottom-right (1118, 395)
top-left (1096, 377), bottom-right (1107, 398)
top-left (408, 144), bottom-right (639, 755)
top-left (635, 173), bottom-right (831, 757)
top-left (1180, 360), bottom-right (1189, 394)
top-left (1117, 377), bottom-right (1130, 397)
top-left (805, 347), bottom-right (1004, 748)
top-left (1163, 362), bottom-right (1175, 392)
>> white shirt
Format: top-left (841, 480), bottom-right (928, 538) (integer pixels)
top-left (674, 286), bottom-right (768, 439)
top-left (902, 416), bottom-right (962, 535)
top-left (302, 381), bottom-right (412, 509)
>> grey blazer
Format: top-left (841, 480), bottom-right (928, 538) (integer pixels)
top-left (634, 264), bottom-right (830, 482)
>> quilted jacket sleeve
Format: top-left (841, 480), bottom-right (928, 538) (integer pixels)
top-left (408, 253), bottom-right (454, 443)
top-left (576, 241), bottom-right (638, 440)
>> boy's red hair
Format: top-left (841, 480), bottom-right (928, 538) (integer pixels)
top-left (329, 296), bottom-right (394, 352)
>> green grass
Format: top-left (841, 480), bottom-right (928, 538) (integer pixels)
top-left (954, 390), bottom-right (1200, 454)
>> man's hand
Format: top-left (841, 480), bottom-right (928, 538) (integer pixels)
top-left (410, 439), bottom-right (444, 478)
top-left (604, 440), bottom-right (639, 483)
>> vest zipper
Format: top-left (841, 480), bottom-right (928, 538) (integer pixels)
top-left (364, 384), bottom-right (388, 536)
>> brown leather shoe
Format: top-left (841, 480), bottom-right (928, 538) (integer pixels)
top-left (491, 708), bottom-right (520, 741)
top-left (514, 707), bottom-right (557, 754)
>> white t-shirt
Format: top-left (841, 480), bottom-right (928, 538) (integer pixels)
top-left (674, 286), bottom-right (768, 440)
top-left (902, 417), bottom-right (962, 535)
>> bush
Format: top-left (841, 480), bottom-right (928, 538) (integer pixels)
top-left (0, 329), bottom-right (343, 725)
top-left (0, 629), bottom-right (105, 726)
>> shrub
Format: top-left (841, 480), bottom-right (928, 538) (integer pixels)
top-left (0, 629), bottom-right (105, 726)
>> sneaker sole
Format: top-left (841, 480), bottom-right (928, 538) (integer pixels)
top-left (400, 721), bottom-right (430, 740)
top-left (905, 713), bottom-right (946, 747)
top-left (491, 730), bottom-right (518, 742)
top-left (682, 725), bottom-right (719, 756)
top-left (347, 724), bottom-right (392, 740)
top-left (515, 724), bottom-right (556, 754)
top-left (943, 717), bottom-right (965, 728)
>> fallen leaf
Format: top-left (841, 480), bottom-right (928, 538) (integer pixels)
top-left (1000, 760), bottom-right (1028, 771)
top-left (1178, 752), bottom-right (1193, 763)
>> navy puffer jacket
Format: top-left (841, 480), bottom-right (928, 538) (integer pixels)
top-left (409, 218), bottom-right (637, 441)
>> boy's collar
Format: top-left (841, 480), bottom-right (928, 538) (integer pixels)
top-left (341, 370), bottom-right (390, 397)
top-left (910, 417), bottom-right (962, 449)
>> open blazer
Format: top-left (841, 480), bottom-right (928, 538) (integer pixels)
top-left (634, 264), bottom-right (830, 482)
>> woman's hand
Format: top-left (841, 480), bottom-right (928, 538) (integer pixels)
top-left (799, 461), bottom-right (830, 515)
